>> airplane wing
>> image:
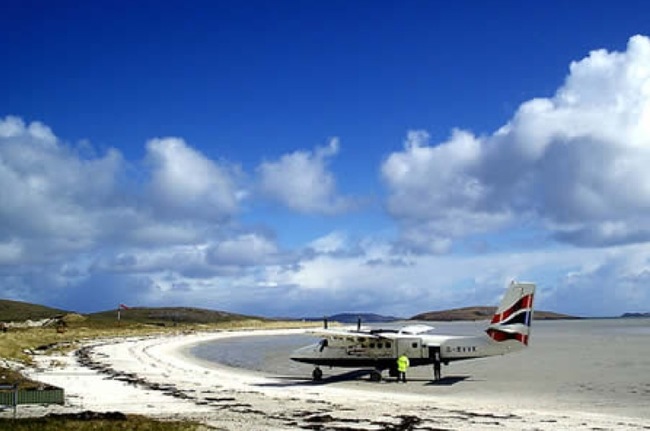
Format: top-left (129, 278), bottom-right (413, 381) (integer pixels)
top-left (306, 328), bottom-right (382, 339)
top-left (397, 324), bottom-right (435, 334)
top-left (375, 332), bottom-right (414, 340)
top-left (368, 324), bottom-right (435, 339)
top-left (308, 324), bottom-right (435, 340)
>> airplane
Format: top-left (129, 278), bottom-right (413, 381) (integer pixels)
top-left (290, 280), bottom-right (536, 382)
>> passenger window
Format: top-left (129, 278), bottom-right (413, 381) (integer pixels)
top-left (369, 343), bottom-right (375, 348)
top-left (411, 342), bottom-right (418, 348)
top-left (377, 343), bottom-right (383, 349)
top-left (386, 342), bottom-right (392, 348)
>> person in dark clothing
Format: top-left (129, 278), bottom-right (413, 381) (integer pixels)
top-left (433, 351), bottom-right (442, 381)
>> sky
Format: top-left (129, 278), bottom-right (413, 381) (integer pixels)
top-left (2, 1), bottom-right (650, 318)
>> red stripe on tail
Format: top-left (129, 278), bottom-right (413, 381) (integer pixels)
top-left (486, 328), bottom-right (529, 345)
top-left (490, 294), bottom-right (534, 324)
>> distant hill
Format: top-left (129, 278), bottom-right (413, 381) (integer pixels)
top-left (621, 312), bottom-right (650, 318)
top-left (328, 313), bottom-right (401, 323)
top-left (301, 313), bottom-right (400, 324)
top-left (0, 299), bottom-right (263, 326)
top-left (0, 299), bottom-right (68, 322)
top-left (411, 306), bottom-right (580, 321)
top-left (87, 306), bottom-right (261, 325)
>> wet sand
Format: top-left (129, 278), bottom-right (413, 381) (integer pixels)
top-left (2, 321), bottom-right (649, 430)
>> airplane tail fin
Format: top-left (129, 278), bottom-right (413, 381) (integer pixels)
top-left (485, 281), bottom-right (536, 346)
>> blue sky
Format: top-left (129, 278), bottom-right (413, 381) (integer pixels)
top-left (2, 1), bottom-right (650, 317)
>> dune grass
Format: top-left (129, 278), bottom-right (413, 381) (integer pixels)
top-left (0, 318), bottom-right (311, 363)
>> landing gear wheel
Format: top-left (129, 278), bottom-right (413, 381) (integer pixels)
top-left (369, 370), bottom-right (382, 382)
top-left (312, 368), bottom-right (323, 381)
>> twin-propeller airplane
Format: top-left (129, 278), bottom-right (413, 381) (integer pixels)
top-left (290, 281), bottom-right (536, 381)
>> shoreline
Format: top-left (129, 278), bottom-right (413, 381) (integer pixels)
top-left (2, 328), bottom-right (648, 430)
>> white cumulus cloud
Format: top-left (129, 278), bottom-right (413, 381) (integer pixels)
top-left (382, 34), bottom-right (650, 250)
top-left (0, 116), bottom-right (263, 308)
top-left (206, 233), bottom-right (280, 267)
top-left (257, 138), bottom-right (353, 214)
top-left (146, 137), bottom-right (242, 220)
top-left (0, 116), bottom-right (123, 260)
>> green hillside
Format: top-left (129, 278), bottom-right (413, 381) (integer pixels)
top-left (411, 306), bottom-right (580, 321)
top-left (0, 299), bottom-right (67, 322)
top-left (1, 298), bottom-right (265, 327)
top-left (86, 306), bottom-right (263, 325)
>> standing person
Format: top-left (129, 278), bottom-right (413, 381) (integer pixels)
top-left (396, 354), bottom-right (410, 383)
top-left (433, 351), bottom-right (442, 381)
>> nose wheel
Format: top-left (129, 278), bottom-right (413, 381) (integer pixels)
top-left (369, 370), bottom-right (382, 382)
top-left (312, 367), bottom-right (323, 381)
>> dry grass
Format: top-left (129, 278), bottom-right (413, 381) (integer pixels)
top-left (0, 318), bottom-right (319, 363)
top-left (0, 415), bottom-right (205, 431)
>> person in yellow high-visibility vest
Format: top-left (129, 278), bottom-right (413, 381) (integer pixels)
top-left (396, 354), bottom-right (410, 383)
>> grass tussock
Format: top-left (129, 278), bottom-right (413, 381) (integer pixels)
top-left (0, 415), bottom-right (204, 431)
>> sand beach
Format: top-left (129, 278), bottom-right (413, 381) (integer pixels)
top-left (2, 322), bottom-right (649, 430)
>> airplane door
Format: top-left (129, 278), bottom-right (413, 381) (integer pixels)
top-left (396, 337), bottom-right (423, 358)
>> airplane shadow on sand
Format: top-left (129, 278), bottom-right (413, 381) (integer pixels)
top-left (424, 376), bottom-right (471, 386)
top-left (253, 370), bottom-right (471, 388)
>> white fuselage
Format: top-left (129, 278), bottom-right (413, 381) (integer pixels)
top-left (290, 331), bottom-right (523, 369)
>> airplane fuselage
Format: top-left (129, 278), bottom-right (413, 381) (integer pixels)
top-left (291, 333), bottom-right (523, 370)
